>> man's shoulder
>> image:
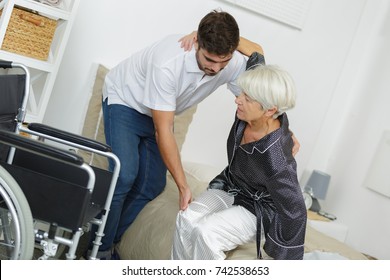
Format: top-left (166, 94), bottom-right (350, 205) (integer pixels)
top-left (148, 34), bottom-right (190, 66)
top-left (151, 34), bottom-right (183, 50)
top-left (161, 34), bottom-right (183, 42)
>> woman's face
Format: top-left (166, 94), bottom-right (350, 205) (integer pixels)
top-left (235, 92), bottom-right (265, 122)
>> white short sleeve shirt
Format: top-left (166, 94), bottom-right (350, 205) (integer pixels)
top-left (103, 34), bottom-right (247, 116)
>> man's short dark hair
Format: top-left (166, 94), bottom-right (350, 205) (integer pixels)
top-left (197, 10), bottom-right (240, 56)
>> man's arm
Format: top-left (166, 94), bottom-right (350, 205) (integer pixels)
top-left (151, 109), bottom-right (192, 210)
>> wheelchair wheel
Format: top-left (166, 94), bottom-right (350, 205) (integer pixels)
top-left (0, 165), bottom-right (34, 260)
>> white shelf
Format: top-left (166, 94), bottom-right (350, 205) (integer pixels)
top-left (0, 0), bottom-right (80, 122)
top-left (0, 50), bottom-right (55, 71)
top-left (13, 0), bottom-right (73, 19)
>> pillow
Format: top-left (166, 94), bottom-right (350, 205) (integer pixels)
top-left (79, 64), bottom-right (197, 169)
top-left (79, 64), bottom-right (109, 169)
top-left (174, 105), bottom-right (197, 152)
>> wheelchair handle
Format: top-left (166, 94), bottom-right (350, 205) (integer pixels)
top-left (28, 123), bottom-right (112, 153)
top-left (0, 130), bottom-right (84, 166)
top-left (0, 60), bottom-right (13, 68)
top-left (0, 61), bottom-right (30, 122)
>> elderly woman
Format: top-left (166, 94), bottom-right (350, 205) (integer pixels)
top-left (171, 62), bottom-right (307, 260)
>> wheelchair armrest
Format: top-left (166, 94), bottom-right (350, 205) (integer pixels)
top-left (0, 130), bottom-right (84, 166)
top-left (27, 123), bottom-right (112, 153)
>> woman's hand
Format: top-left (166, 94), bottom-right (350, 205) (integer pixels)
top-left (179, 31), bottom-right (197, 51)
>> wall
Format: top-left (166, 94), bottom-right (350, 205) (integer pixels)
top-left (305, 0), bottom-right (390, 260)
top-left (44, 0), bottom-right (389, 259)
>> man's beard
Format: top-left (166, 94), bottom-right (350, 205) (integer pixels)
top-left (196, 49), bottom-right (218, 76)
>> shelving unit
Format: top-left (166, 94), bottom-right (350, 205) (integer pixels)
top-left (0, 0), bottom-right (80, 122)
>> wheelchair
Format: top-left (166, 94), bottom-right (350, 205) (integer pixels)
top-left (0, 60), bottom-right (120, 260)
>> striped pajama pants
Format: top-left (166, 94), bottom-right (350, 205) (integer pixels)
top-left (171, 189), bottom-right (257, 260)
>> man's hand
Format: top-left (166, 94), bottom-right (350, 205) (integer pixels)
top-left (291, 133), bottom-right (300, 156)
top-left (179, 186), bottom-right (193, 210)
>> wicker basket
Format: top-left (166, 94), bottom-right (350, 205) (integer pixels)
top-left (0, 7), bottom-right (57, 61)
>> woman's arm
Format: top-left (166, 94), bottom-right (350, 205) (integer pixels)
top-left (179, 31), bottom-right (264, 57)
top-left (237, 36), bottom-right (264, 57)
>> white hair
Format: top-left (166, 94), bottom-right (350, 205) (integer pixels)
top-left (237, 64), bottom-right (297, 118)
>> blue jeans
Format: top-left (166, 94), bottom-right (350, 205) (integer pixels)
top-left (98, 99), bottom-right (167, 252)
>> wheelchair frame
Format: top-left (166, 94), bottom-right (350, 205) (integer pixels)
top-left (0, 60), bottom-right (120, 260)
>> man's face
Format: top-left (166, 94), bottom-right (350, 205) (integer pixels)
top-left (195, 48), bottom-right (233, 76)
